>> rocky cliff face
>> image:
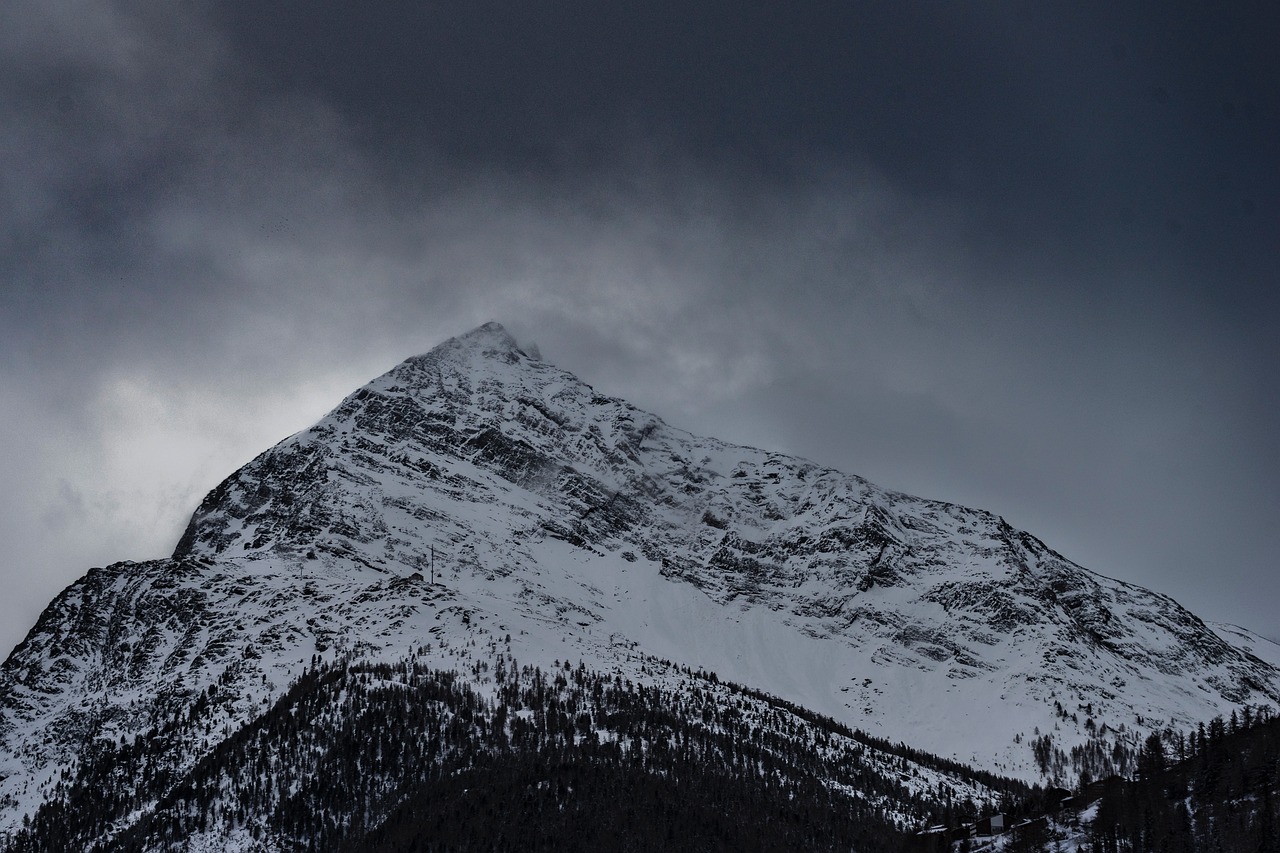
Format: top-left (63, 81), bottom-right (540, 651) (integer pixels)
top-left (2, 321), bottom-right (1277, 840)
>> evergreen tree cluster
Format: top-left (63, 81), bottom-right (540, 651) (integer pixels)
top-left (3, 651), bottom-right (1026, 852)
top-left (1082, 707), bottom-right (1279, 852)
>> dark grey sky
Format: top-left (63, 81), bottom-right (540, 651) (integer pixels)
top-left (2, 1), bottom-right (1277, 657)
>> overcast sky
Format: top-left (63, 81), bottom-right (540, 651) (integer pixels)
top-left (2, 1), bottom-right (1277, 657)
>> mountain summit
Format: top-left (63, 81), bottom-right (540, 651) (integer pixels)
top-left (2, 322), bottom-right (1278, 843)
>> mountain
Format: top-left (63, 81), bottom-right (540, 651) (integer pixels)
top-left (1, 321), bottom-right (1276, 848)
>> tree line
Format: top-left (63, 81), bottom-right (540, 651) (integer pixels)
top-left (4, 650), bottom-right (1031, 852)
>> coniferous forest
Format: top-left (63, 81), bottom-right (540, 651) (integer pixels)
top-left (6, 640), bottom-right (1278, 852)
top-left (1077, 708), bottom-right (1280, 852)
top-left (3, 649), bottom-right (1030, 852)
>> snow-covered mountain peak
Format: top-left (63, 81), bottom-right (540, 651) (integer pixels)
top-left (433, 319), bottom-right (523, 358)
top-left (4, 323), bottom-right (1279, 840)
top-left (158, 322), bottom-right (1280, 779)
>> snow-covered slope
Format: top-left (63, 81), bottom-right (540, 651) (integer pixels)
top-left (2, 321), bottom-right (1277, 838)
top-left (1211, 622), bottom-right (1280, 671)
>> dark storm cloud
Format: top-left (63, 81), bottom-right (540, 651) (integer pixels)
top-left (198, 0), bottom-right (1279, 423)
top-left (205, 1), bottom-right (1277, 271)
top-left (1, 0), bottom-right (1277, 656)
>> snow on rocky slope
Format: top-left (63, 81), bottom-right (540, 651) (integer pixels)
top-left (1, 321), bottom-right (1276, 836)
top-left (1211, 622), bottom-right (1280, 670)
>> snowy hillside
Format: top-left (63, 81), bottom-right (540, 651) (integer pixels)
top-left (1211, 622), bottom-right (1280, 670)
top-left (1, 321), bottom-right (1276, 843)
